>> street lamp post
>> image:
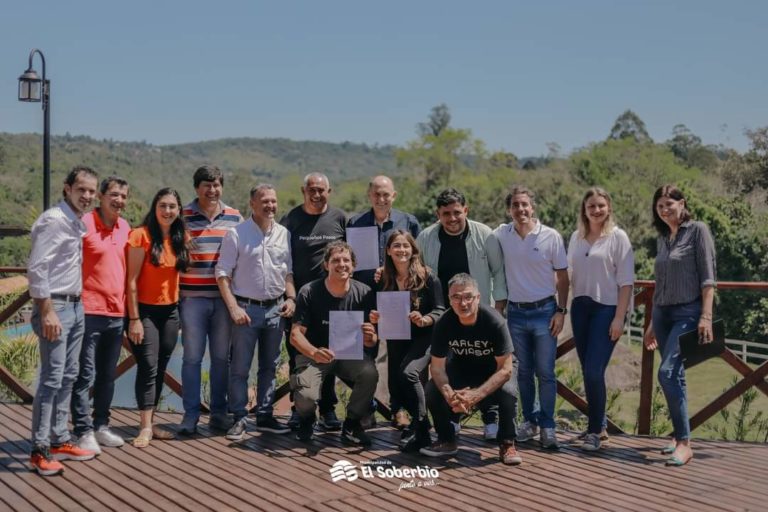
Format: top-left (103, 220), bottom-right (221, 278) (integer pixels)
top-left (18, 49), bottom-right (51, 211)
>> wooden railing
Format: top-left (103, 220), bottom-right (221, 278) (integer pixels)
top-left (2, 275), bottom-right (765, 431)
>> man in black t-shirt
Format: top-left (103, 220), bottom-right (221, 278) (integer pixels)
top-left (280, 172), bottom-right (347, 430)
top-left (290, 241), bottom-right (379, 446)
top-left (420, 273), bottom-right (521, 465)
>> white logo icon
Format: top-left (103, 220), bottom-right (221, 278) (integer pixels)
top-left (330, 460), bottom-right (359, 482)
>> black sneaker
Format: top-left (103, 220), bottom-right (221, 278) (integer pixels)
top-left (255, 416), bottom-right (291, 434)
top-left (400, 419), bottom-right (431, 453)
top-left (225, 418), bottom-right (248, 441)
top-left (209, 414), bottom-right (233, 432)
top-left (296, 418), bottom-right (315, 442)
top-left (341, 419), bottom-right (372, 447)
top-left (318, 410), bottom-right (342, 431)
top-left (287, 409), bottom-right (301, 431)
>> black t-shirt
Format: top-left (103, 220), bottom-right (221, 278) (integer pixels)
top-left (294, 278), bottom-right (375, 349)
top-left (431, 303), bottom-right (513, 381)
top-left (437, 224), bottom-right (470, 303)
top-left (280, 205), bottom-right (347, 290)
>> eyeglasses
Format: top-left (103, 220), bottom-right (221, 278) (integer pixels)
top-left (449, 293), bottom-right (479, 304)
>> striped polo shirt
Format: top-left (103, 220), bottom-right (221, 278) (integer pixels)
top-left (180, 199), bottom-right (243, 298)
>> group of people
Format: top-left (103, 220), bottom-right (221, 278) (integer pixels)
top-left (25, 163), bottom-right (716, 476)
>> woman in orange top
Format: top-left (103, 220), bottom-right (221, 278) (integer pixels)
top-left (126, 188), bottom-right (190, 447)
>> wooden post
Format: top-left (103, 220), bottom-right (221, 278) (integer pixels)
top-left (636, 286), bottom-right (655, 435)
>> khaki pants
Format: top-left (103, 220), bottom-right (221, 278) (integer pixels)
top-left (291, 354), bottom-right (378, 421)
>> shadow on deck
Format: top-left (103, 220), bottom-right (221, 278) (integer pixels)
top-left (0, 403), bottom-right (765, 512)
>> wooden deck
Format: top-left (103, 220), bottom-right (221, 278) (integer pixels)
top-left (0, 403), bottom-right (765, 512)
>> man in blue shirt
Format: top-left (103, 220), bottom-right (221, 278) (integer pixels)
top-left (347, 175), bottom-right (420, 429)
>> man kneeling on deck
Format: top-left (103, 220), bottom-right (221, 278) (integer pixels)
top-left (421, 273), bottom-right (522, 465)
top-left (290, 241), bottom-right (379, 446)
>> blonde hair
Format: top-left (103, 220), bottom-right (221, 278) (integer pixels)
top-left (577, 187), bottom-right (615, 238)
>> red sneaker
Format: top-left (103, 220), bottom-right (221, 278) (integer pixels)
top-left (500, 441), bottom-right (523, 465)
top-left (30, 448), bottom-right (64, 476)
top-left (51, 442), bottom-right (96, 461)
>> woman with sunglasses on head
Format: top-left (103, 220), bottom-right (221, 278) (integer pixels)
top-left (568, 187), bottom-right (634, 451)
top-left (371, 230), bottom-right (445, 452)
top-left (126, 188), bottom-right (190, 448)
top-left (643, 184), bottom-right (716, 466)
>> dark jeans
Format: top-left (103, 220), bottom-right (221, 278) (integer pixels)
top-left (387, 338), bottom-right (431, 421)
top-left (426, 372), bottom-right (518, 445)
top-left (571, 296), bottom-right (617, 434)
top-left (71, 315), bottom-right (125, 436)
top-left (285, 322), bottom-right (337, 413)
top-left (130, 303), bottom-right (179, 410)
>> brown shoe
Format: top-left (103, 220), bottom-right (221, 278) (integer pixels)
top-left (500, 441), bottom-right (522, 465)
top-left (393, 410), bottom-right (411, 430)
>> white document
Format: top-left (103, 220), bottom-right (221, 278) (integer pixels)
top-left (329, 310), bottom-right (364, 360)
top-left (377, 291), bottom-right (411, 341)
top-left (346, 226), bottom-right (380, 271)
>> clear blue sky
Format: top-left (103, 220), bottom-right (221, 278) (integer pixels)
top-left (1, 0), bottom-right (765, 156)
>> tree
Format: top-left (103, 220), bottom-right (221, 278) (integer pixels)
top-left (608, 109), bottom-right (652, 143)
top-left (397, 104), bottom-right (481, 190)
top-left (418, 103), bottom-right (451, 137)
top-left (666, 124), bottom-right (719, 171)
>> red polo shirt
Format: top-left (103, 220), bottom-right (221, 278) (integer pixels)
top-left (81, 209), bottom-right (130, 316)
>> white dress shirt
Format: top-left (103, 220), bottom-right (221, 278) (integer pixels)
top-left (27, 200), bottom-right (87, 299)
top-left (215, 217), bottom-right (292, 300)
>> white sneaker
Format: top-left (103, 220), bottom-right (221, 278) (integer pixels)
top-left (451, 421), bottom-right (461, 435)
top-left (76, 431), bottom-right (102, 455)
top-left (95, 426), bottom-right (124, 448)
top-left (483, 422), bottom-right (499, 440)
top-left (516, 421), bottom-right (539, 442)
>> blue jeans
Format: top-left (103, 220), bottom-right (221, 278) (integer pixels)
top-left (507, 299), bottom-right (557, 428)
top-left (180, 297), bottom-right (232, 418)
top-left (71, 315), bottom-right (125, 436)
top-left (571, 296), bottom-right (617, 434)
top-left (652, 300), bottom-right (700, 441)
top-left (30, 299), bottom-right (84, 448)
top-left (229, 302), bottom-right (284, 420)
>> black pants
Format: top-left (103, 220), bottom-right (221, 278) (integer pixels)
top-left (426, 372), bottom-right (518, 444)
top-left (130, 303), bottom-right (179, 410)
top-left (71, 315), bottom-right (125, 436)
top-left (387, 338), bottom-right (431, 421)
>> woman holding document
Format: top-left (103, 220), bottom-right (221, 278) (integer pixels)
top-left (643, 185), bottom-right (716, 466)
top-left (372, 230), bottom-right (445, 452)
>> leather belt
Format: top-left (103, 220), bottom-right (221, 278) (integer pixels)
top-left (234, 295), bottom-right (281, 308)
top-left (50, 294), bottom-right (81, 302)
top-left (508, 296), bottom-right (555, 310)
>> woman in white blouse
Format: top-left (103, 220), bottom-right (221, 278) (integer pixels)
top-left (568, 187), bottom-right (634, 451)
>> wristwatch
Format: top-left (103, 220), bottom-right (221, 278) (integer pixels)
top-left (556, 306), bottom-right (568, 315)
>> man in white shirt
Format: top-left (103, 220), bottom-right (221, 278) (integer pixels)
top-left (28, 166), bottom-right (100, 476)
top-left (493, 185), bottom-right (569, 449)
top-left (216, 184), bottom-right (296, 440)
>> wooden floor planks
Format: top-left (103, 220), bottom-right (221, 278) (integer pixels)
top-left (0, 403), bottom-right (766, 511)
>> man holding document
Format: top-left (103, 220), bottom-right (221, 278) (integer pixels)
top-left (420, 273), bottom-right (521, 465)
top-left (290, 241), bottom-right (379, 446)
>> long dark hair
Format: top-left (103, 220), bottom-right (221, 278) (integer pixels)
top-left (652, 184), bottom-right (692, 237)
top-left (141, 188), bottom-right (189, 271)
top-left (381, 230), bottom-right (427, 292)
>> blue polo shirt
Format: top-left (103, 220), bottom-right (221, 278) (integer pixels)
top-left (347, 208), bottom-right (421, 287)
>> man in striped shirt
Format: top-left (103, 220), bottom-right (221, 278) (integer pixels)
top-left (178, 165), bottom-right (243, 435)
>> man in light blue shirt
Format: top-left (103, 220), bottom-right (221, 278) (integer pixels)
top-left (216, 184), bottom-right (296, 440)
